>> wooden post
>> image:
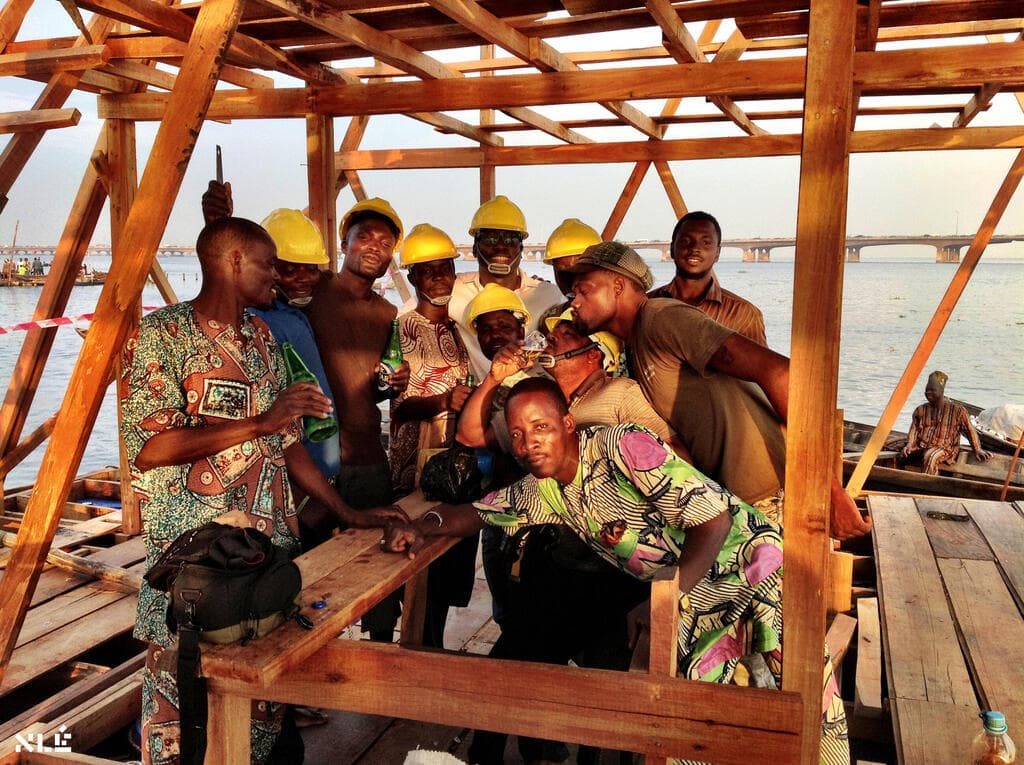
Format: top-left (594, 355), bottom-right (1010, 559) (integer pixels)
top-left (846, 146), bottom-right (1024, 497)
top-left (205, 689), bottom-right (251, 764)
top-left (0, 0), bottom-right (245, 682)
top-left (479, 44), bottom-right (496, 202)
top-left (654, 160), bottom-right (687, 219)
top-left (783, 3), bottom-right (856, 764)
top-left (106, 117), bottom-right (143, 536)
top-left (306, 113), bottom-right (337, 266)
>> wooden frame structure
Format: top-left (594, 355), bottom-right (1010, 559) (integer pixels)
top-left (0, 1), bottom-right (1022, 762)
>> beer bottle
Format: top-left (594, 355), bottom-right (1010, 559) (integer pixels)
top-left (281, 342), bottom-right (338, 443)
top-left (377, 319), bottom-right (403, 397)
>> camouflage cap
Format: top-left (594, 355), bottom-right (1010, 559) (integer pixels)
top-left (564, 241), bottom-right (653, 291)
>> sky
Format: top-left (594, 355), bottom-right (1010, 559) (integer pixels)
top-left (2, 6), bottom-right (1023, 257)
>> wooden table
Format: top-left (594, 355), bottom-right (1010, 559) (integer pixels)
top-left (869, 495), bottom-right (1024, 765)
top-left (200, 493), bottom-right (806, 765)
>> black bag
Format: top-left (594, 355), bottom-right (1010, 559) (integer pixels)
top-left (145, 522), bottom-right (304, 765)
top-left (420, 443), bottom-right (486, 504)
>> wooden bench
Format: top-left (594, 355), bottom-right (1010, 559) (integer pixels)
top-left (869, 495), bottom-right (1024, 764)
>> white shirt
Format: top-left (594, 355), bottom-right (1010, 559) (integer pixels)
top-left (401, 269), bottom-right (563, 379)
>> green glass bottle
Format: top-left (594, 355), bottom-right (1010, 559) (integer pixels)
top-left (465, 373), bottom-right (477, 387)
top-left (377, 319), bottom-right (403, 397)
top-left (281, 342), bottom-right (337, 443)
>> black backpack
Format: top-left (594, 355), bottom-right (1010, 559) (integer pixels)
top-left (145, 521), bottom-right (305, 764)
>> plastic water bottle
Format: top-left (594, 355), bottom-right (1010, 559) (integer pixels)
top-left (972, 711), bottom-right (1016, 765)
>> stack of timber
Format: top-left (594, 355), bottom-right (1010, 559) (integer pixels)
top-left (0, 469), bottom-right (144, 763)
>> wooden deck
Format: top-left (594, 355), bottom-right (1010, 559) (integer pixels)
top-left (869, 495), bottom-right (1024, 765)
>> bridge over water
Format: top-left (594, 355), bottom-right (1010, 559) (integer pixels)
top-left (4, 234), bottom-right (1022, 264)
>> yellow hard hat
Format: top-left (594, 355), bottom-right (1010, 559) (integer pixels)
top-left (468, 195), bottom-right (528, 237)
top-left (544, 309), bottom-right (622, 372)
top-left (465, 283), bottom-right (531, 334)
top-left (399, 223), bottom-right (458, 269)
top-left (544, 218), bottom-right (601, 262)
top-left (339, 197), bottom-right (404, 249)
top-left (260, 209), bottom-right (328, 265)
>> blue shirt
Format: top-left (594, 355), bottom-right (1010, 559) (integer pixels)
top-left (249, 300), bottom-right (341, 479)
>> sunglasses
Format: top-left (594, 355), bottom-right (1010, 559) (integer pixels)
top-left (476, 232), bottom-right (523, 248)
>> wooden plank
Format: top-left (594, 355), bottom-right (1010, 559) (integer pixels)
top-left (965, 499), bottom-right (1024, 609)
top-left (0, 652), bottom-right (144, 744)
top-left (213, 640), bottom-right (804, 765)
top-left (869, 495), bottom-right (975, 706)
top-left (854, 598), bottom-right (883, 719)
top-left (825, 613), bottom-right (857, 672)
top-left (915, 498), bottom-right (994, 561)
top-left (205, 689), bottom-right (251, 764)
top-left (783, 4), bottom-right (855, 763)
top-left (0, 595), bottom-right (137, 695)
top-left (938, 557), bottom-right (1024, 725)
top-left (0, 109), bottom-right (80, 134)
top-left (828, 550), bottom-right (854, 614)
top-left (846, 146), bottom-right (1024, 495)
top-left (647, 564), bottom-right (680, 676)
top-left (891, 698), bottom-right (979, 765)
top-left (30, 536), bottom-right (145, 605)
top-left (0, 0), bottom-right (245, 685)
top-left (16, 563), bottom-right (144, 646)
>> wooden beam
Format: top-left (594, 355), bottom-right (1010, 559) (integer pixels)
top-left (954, 82), bottom-right (1004, 128)
top-left (210, 640), bottom-right (805, 765)
top-left (0, 0), bottom-right (245, 685)
top-left (98, 43), bottom-right (1024, 121)
top-left (0, 43), bottom-right (108, 77)
top-left (846, 146), bottom-right (1024, 497)
top-left (654, 159), bottom-right (687, 218)
top-left (0, 416), bottom-right (54, 478)
top-left (330, 126), bottom-right (1024, 170)
top-left (602, 160), bottom-right (649, 239)
top-left (783, 2), bottom-right (856, 764)
top-left (0, 108), bottom-right (80, 134)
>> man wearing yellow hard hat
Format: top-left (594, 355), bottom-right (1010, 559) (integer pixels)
top-left (442, 196), bottom-right (562, 379)
top-left (305, 197), bottom-right (412, 642)
top-left (390, 223), bottom-right (479, 649)
top-left (249, 209), bottom-right (340, 494)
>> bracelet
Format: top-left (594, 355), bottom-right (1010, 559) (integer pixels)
top-left (423, 510), bottom-right (444, 527)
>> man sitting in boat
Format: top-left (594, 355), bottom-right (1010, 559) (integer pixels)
top-left (900, 370), bottom-right (991, 474)
top-left (382, 377), bottom-right (850, 765)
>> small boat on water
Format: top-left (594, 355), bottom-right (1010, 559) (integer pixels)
top-left (0, 270), bottom-right (107, 288)
top-left (842, 411), bottom-right (1024, 501)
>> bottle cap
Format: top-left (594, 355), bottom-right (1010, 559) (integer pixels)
top-left (981, 711), bottom-right (1008, 734)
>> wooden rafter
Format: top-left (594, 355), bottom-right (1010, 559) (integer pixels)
top-left (424, 0), bottom-right (662, 139)
top-left (645, 0), bottom-right (765, 136)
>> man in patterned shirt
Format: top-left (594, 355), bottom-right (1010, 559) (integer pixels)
top-left (120, 217), bottom-right (404, 765)
top-left (900, 370), bottom-right (990, 473)
top-left (382, 377), bottom-right (849, 765)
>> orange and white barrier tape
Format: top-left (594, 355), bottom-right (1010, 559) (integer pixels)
top-left (0, 307), bottom-right (163, 336)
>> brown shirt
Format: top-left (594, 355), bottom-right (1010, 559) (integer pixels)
top-left (569, 370), bottom-right (675, 445)
top-left (629, 298), bottom-right (786, 503)
top-left (649, 271), bottom-right (767, 346)
top-left (306, 271), bottom-right (396, 466)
